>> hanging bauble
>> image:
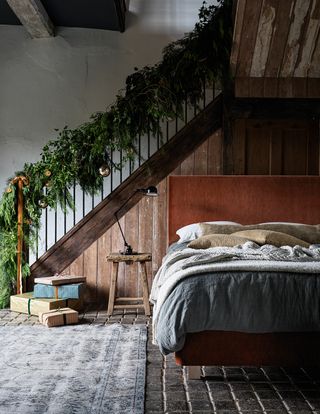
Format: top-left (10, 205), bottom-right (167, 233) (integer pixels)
top-left (44, 169), bottom-right (52, 177)
top-left (127, 147), bottom-right (135, 156)
top-left (6, 187), bottom-right (12, 193)
top-left (38, 198), bottom-right (48, 209)
top-left (99, 164), bottom-right (111, 177)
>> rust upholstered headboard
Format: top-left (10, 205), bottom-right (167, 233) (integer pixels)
top-left (168, 176), bottom-right (320, 245)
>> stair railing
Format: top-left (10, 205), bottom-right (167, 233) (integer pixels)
top-left (30, 83), bottom-right (220, 265)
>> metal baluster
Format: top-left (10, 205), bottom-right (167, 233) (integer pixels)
top-left (91, 188), bottom-right (94, 210)
top-left (129, 156), bottom-right (133, 175)
top-left (175, 106), bottom-right (178, 134)
top-left (64, 188), bottom-right (67, 235)
top-left (111, 150), bottom-right (114, 191)
top-left (138, 134), bottom-right (141, 167)
top-left (157, 121), bottom-right (160, 150)
top-left (45, 188), bottom-right (48, 252)
top-left (73, 180), bottom-right (76, 226)
top-left (185, 97), bottom-right (188, 125)
top-left (101, 180), bottom-right (104, 202)
top-left (36, 227), bottom-right (39, 260)
top-left (82, 189), bottom-right (85, 218)
top-left (54, 206), bottom-right (57, 244)
top-left (120, 149), bottom-right (123, 183)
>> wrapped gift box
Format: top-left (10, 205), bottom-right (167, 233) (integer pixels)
top-left (10, 292), bottom-right (83, 316)
top-left (39, 308), bottom-right (79, 327)
top-left (34, 283), bottom-right (85, 299)
top-left (34, 275), bottom-right (86, 286)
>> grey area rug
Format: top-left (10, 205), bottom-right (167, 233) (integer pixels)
top-left (0, 324), bottom-right (147, 414)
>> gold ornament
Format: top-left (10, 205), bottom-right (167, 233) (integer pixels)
top-left (6, 187), bottom-right (12, 193)
top-left (38, 199), bottom-right (48, 209)
top-left (99, 164), bottom-right (111, 177)
top-left (44, 169), bottom-right (52, 177)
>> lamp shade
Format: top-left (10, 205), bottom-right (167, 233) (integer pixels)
top-left (141, 186), bottom-right (158, 197)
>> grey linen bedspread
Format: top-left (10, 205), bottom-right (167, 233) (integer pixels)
top-left (151, 242), bottom-right (320, 354)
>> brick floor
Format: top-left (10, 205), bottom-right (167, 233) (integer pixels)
top-left (1, 308), bottom-right (320, 414)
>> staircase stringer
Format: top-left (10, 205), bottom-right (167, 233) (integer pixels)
top-left (30, 93), bottom-right (223, 278)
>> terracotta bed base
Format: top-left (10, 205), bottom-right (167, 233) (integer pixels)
top-left (168, 176), bottom-right (320, 369)
top-left (175, 331), bottom-right (320, 367)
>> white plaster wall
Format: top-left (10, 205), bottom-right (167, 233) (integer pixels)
top-left (0, 0), bottom-right (213, 191)
top-left (0, 0), bottom-right (217, 260)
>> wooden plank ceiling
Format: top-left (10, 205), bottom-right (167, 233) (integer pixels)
top-left (231, 0), bottom-right (320, 98)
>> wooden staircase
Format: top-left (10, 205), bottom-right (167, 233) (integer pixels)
top-left (30, 93), bottom-right (223, 278)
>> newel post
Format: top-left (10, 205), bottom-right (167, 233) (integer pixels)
top-left (11, 175), bottom-right (29, 295)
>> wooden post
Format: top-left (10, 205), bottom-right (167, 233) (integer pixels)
top-left (11, 176), bottom-right (29, 295)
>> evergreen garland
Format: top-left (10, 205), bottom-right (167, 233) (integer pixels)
top-left (0, 0), bottom-right (232, 308)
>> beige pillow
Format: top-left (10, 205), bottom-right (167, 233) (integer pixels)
top-left (199, 223), bottom-right (243, 236)
top-left (188, 234), bottom-right (250, 249)
top-left (199, 222), bottom-right (320, 244)
top-left (256, 223), bottom-right (320, 244)
top-left (232, 229), bottom-right (310, 248)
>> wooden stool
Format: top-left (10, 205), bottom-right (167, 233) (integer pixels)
top-left (106, 253), bottom-right (152, 316)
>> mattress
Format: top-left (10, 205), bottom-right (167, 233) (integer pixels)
top-left (153, 243), bottom-right (320, 355)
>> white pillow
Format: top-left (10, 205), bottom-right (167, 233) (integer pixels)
top-left (176, 221), bottom-right (241, 244)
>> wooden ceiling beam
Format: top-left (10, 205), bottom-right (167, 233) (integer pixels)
top-left (230, 97), bottom-right (320, 119)
top-left (6, 0), bottom-right (54, 38)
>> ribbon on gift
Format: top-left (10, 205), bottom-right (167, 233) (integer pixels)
top-left (40, 308), bottom-right (68, 325)
top-left (28, 299), bottom-right (69, 316)
top-left (27, 298), bottom-right (33, 315)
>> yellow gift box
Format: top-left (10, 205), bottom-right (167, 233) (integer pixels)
top-left (39, 307), bottom-right (79, 327)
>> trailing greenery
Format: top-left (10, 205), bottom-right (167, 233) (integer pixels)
top-left (0, 0), bottom-right (232, 308)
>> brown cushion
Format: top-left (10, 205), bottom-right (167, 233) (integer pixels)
top-left (232, 229), bottom-right (310, 248)
top-left (188, 234), bottom-right (250, 249)
top-left (199, 222), bottom-right (320, 244)
top-left (200, 223), bottom-right (243, 236)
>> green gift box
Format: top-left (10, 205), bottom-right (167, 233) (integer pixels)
top-left (34, 283), bottom-right (85, 299)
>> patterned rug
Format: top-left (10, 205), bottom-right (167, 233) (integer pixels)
top-left (0, 324), bottom-right (147, 414)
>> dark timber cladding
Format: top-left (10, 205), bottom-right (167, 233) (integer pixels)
top-left (230, 98), bottom-right (320, 119)
top-left (30, 94), bottom-right (223, 278)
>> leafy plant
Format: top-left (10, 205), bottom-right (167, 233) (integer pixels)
top-left (0, 0), bottom-right (232, 308)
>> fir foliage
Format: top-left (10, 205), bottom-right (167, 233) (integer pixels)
top-left (0, 0), bottom-right (232, 308)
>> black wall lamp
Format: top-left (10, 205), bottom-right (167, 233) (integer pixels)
top-left (115, 186), bottom-right (158, 255)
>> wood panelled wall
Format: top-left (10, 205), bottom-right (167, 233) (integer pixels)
top-left (225, 119), bottom-right (319, 175)
top-left (231, 0), bottom-right (320, 98)
top-left (64, 119), bottom-right (319, 305)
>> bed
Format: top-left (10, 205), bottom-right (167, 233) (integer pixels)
top-left (151, 175), bottom-right (320, 378)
